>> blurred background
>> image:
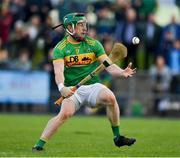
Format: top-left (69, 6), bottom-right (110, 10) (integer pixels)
top-left (0, 0), bottom-right (180, 117)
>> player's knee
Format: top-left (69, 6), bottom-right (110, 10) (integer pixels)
top-left (100, 91), bottom-right (116, 106)
top-left (58, 99), bottom-right (75, 121)
top-left (58, 107), bottom-right (74, 121)
top-left (107, 93), bottom-right (116, 106)
top-left (60, 110), bottom-right (73, 121)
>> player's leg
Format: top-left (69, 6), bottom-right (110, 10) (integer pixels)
top-left (96, 88), bottom-right (120, 136)
top-left (96, 87), bottom-right (136, 147)
top-left (32, 98), bottom-right (76, 151)
top-left (97, 88), bottom-right (120, 128)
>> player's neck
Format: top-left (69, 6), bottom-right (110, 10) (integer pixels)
top-left (67, 35), bottom-right (81, 44)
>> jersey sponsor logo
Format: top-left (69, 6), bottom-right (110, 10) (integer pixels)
top-left (64, 53), bottom-right (96, 67)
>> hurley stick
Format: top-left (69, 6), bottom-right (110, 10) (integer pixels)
top-left (55, 43), bottom-right (127, 106)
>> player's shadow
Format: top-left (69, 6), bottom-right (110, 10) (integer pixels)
top-left (74, 131), bottom-right (92, 135)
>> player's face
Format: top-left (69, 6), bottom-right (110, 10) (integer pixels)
top-left (74, 21), bottom-right (88, 40)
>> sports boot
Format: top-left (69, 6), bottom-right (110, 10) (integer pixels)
top-left (32, 146), bottom-right (44, 152)
top-left (114, 135), bottom-right (136, 147)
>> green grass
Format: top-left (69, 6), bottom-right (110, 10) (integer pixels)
top-left (0, 114), bottom-right (180, 157)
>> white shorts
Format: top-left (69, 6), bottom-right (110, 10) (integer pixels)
top-left (67, 83), bottom-right (107, 111)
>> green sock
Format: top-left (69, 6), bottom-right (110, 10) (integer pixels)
top-left (35, 139), bottom-right (46, 148)
top-left (111, 126), bottom-right (120, 138)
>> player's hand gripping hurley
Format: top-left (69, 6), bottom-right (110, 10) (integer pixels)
top-left (55, 43), bottom-right (127, 106)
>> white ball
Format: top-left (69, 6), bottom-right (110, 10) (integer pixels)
top-left (132, 37), bottom-right (140, 44)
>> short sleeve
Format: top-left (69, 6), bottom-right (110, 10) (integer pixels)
top-left (53, 48), bottom-right (64, 60)
top-left (94, 40), bottom-right (106, 58)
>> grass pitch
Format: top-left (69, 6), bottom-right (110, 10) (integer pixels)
top-left (0, 114), bottom-right (179, 157)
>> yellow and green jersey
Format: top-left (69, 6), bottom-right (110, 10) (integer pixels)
top-left (53, 36), bottom-right (106, 86)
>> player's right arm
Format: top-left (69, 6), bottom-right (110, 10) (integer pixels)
top-left (53, 60), bottom-right (64, 86)
top-left (53, 48), bottom-right (74, 98)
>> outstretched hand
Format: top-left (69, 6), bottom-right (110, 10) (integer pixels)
top-left (121, 62), bottom-right (136, 78)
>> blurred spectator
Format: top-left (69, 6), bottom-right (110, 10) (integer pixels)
top-left (10, 0), bottom-right (27, 23)
top-left (169, 38), bottom-right (180, 94)
top-left (88, 27), bottom-right (98, 39)
top-left (168, 38), bottom-right (180, 75)
top-left (51, 27), bottom-right (65, 47)
top-left (27, 15), bottom-right (41, 41)
top-left (12, 48), bottom-right (32, 71)
top-left (39, 48), bottom-right (53, 72)
top-left (37, 15), bottom-right (64, 59)
top-left (155, 0), bottom-right (179, 27)
top-left (50, 0), bottom-right (61, 8)
top-left (71, 0), bottom-right (87, 13)
top-left (103, 38), bottom-right (114, 56)
top-left (0, 4), bottom-right (13, 46)
top-left (159, 15), bottom-right (180, 62)
top-left (115, 8), bottom-right (140, 68)
top-left (49, 9), bottom-right (60, 26)
top-left (163, 15), bottom-right (180, 41)
top-left (170, 75), bottom-right (180, 94)
top-left (39, 1), bottom-right (52, 23)
top-left (149, 55), bottom-right (172, 115)
top-left (142, 13), bottom-right (162, 69)
top-left (160, 31), bottom-right (174, 63)
top-left (86, 5), bottom-right (97, 27)
top-left (113, 0), bottom-right (131, 22)
top-left (131, 0), bottom-right (141, 20)
top-left (0, 48), bottom-right (11, 69)
top-left (24, 15), bottom-right (41, 59)
top-left (25, 0), bottom-right (52, 22)
top-left (9, 20), bottom-right (31, 58)
top-left (56, 0), bottom-right (72, 20)
top-left (101, 34), bottom-right (114, 53)
top-left (97, 5), bottom-right (115, 36)
top-left (132, 0), bottom-right (157, 21)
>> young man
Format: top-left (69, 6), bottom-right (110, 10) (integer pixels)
top-left (32, 13), bottom-right (136, 151)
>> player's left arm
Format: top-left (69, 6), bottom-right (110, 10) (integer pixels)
top-left (98, 54), bottom-right (136, 78)
top-left (106, 62), bottom-right (136, 78)
top-left (95, 40), bottom-right (136, 78)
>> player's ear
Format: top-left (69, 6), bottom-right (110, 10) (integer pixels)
top-left (67, 24), bottom-right (73, 32)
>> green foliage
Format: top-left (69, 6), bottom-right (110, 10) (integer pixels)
top-left (0, 114), bottom-right (179, 157)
